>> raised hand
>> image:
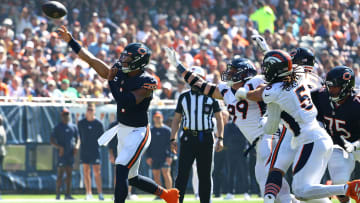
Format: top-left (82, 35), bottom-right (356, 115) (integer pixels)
top-left (164, 47), bottom-right (180, 68)
top-left (56, 25), bottom-right (72, 43)
top-left (251, 34), bottom-right (270, 52)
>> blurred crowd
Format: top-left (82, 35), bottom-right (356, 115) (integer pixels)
top-left (0, 0), bottom-right (359, 100)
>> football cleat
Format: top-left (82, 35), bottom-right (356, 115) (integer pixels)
top-left (346, 180), bottom-right (360, 203)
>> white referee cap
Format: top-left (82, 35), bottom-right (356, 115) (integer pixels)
top-left (190, 66), bottom-right (206, 78)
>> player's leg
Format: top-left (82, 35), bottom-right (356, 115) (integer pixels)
top-left (93, 164), bottom-right (104, 200)
top-left (83, 163), bottom-right (92, 197)
top-left (161, 165), bottom-right (173, 189)
top-left (56, 166), bottom-right (65, 199)
top-left (192, 161), bottom-right (199, 197)
top-left (327, 147), bottom-right (355, 203)
top-left (128, 154), bottom-right (179, 203)
top-left (264, 128), bottom-right (297, 203)
top-left (292, 136), bottom-right (347, 200)
top-left (255, 135), bottom-right (278, 196)
top-left (115, 164), bottom-right (129, 203)
top-left (113, 124), bottom-right (140, 203)
top-left (152, 168), bottom-right (162, 186)
top-left (196, 133), bottom-right (214, 203)
top-left (120, 125), bottom-right (178, 203)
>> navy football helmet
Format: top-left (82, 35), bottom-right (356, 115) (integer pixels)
top-left (290, 47), bottom-right (315, 72)
top-left (221, 58), bottom-right (257, 86)
top-left (119, 43), bottom-right (151, 73)
top-left (261, 50), bottom-right (293, 83)
top-left (325, 66), bottom-right (355, 102)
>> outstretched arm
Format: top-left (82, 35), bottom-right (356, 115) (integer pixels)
top-left (57, 25), bottom-right (110, 79)
top-left (165, 48), bottom-right (223, 100)
top-left (235, 83), bottom-right (266, 102)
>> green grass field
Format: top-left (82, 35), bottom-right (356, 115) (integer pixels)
top-left (0, 194), bottom-right (262, 203)
top-left (0, 194), bottom-right (353, 203)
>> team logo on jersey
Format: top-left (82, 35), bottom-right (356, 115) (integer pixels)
top-left (204, 104), bottom-right (212, 114)
top-left (343, 72), bottom-right (351, 80)
top-left (114, 77), bottom-right (118, 81)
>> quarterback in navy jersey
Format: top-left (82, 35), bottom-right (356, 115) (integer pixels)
top-left (57, 26), bottom-right (179, 203)
top-left (311, 66), bottom-right (360, 203)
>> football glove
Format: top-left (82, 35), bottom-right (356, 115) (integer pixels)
top-left (235, 87), bottom-right (248, 100)
top-left (251, 34), bottom-right (270, 52)
top-left (341, 136), bottom-right (360, 153)
top-left (164, 47), bottom-right (180, 68)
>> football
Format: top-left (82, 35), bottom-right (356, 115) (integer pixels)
top-left (41, 1), bottom-right (67, 19)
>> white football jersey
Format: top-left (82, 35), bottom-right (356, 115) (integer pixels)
top-left (262, 77), bottom-right (325, 146)
top-left (295, 66), bottom-right (324, 90)
top-left (218, 75), bottom-right (266, 143)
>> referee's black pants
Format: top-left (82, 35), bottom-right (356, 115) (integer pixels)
top-left (175, 130), bottom-right (214, 203)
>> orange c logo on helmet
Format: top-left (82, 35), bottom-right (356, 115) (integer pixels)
top-left (343, 72), bottom-right (351, 80)
top-left (137, 47), bottom-right (147, 55)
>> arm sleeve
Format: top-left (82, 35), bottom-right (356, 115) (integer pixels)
top-left (99, 121), bottom-right (105, 137)
top-left (262, 84), bottom-right (279, 104)
top-left (141, 76), bottom-right (158, 90)
top-left (212, 99), bottom-right (221, 113)
top-left (175, 94), bottom-right (184, 113)
top-left (263, 103), bottom-right (281, 135)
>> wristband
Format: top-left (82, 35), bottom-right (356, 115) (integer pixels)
top-left (207, 85), bottom-right (216, 96)
top-left (217, 137), bottom-right (223, 140)
top-left (68, 38), bottom-right (81, 54)
top-left (177, 63), bottom-right (186, 74)
top-left (184, 72), bottom-right (192, 82)
top-left (170, 138), bottom-right (176, 142)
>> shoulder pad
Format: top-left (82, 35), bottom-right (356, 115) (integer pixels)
top-left (141, 75), bottom-right (158, 90)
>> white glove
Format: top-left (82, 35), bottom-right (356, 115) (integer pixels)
top-left (258, 116), bottom-right (268, 129)
top-left (164, 47), bottom-right (180, 68)
top-left (341, 136), bottom-right (360, 153)
top-left (251, 34), bottom-right (270, 52)
top-left (235, 87), bottom-right (248, 100)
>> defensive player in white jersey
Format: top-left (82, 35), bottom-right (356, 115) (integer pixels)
top-left (235, 49), bottom-right (360, 203)
top-left (165, 48), bottom-right (294, 202)
top-left (251, 35), bottom-right (329, 202)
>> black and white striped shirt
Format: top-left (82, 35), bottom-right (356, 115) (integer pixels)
top-left (175, 90), bottom-right (221, 131)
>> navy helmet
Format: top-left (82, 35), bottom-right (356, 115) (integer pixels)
top-left (261, 50), bottom-right (293, 83)
top-left (221, 58), bottom-right (257, 86)
top-left (119, 43), bottom-right (151, 73)
top-left (325, 66), bottom-right (355, 102)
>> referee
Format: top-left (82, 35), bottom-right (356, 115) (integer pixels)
top-left (170, 66), bottom-right (223, 203)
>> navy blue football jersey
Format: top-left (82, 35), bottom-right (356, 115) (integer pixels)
top-left (311, 88), bottom-right (360, 149)
top-left (109, 70), bottom-right (157, 127)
